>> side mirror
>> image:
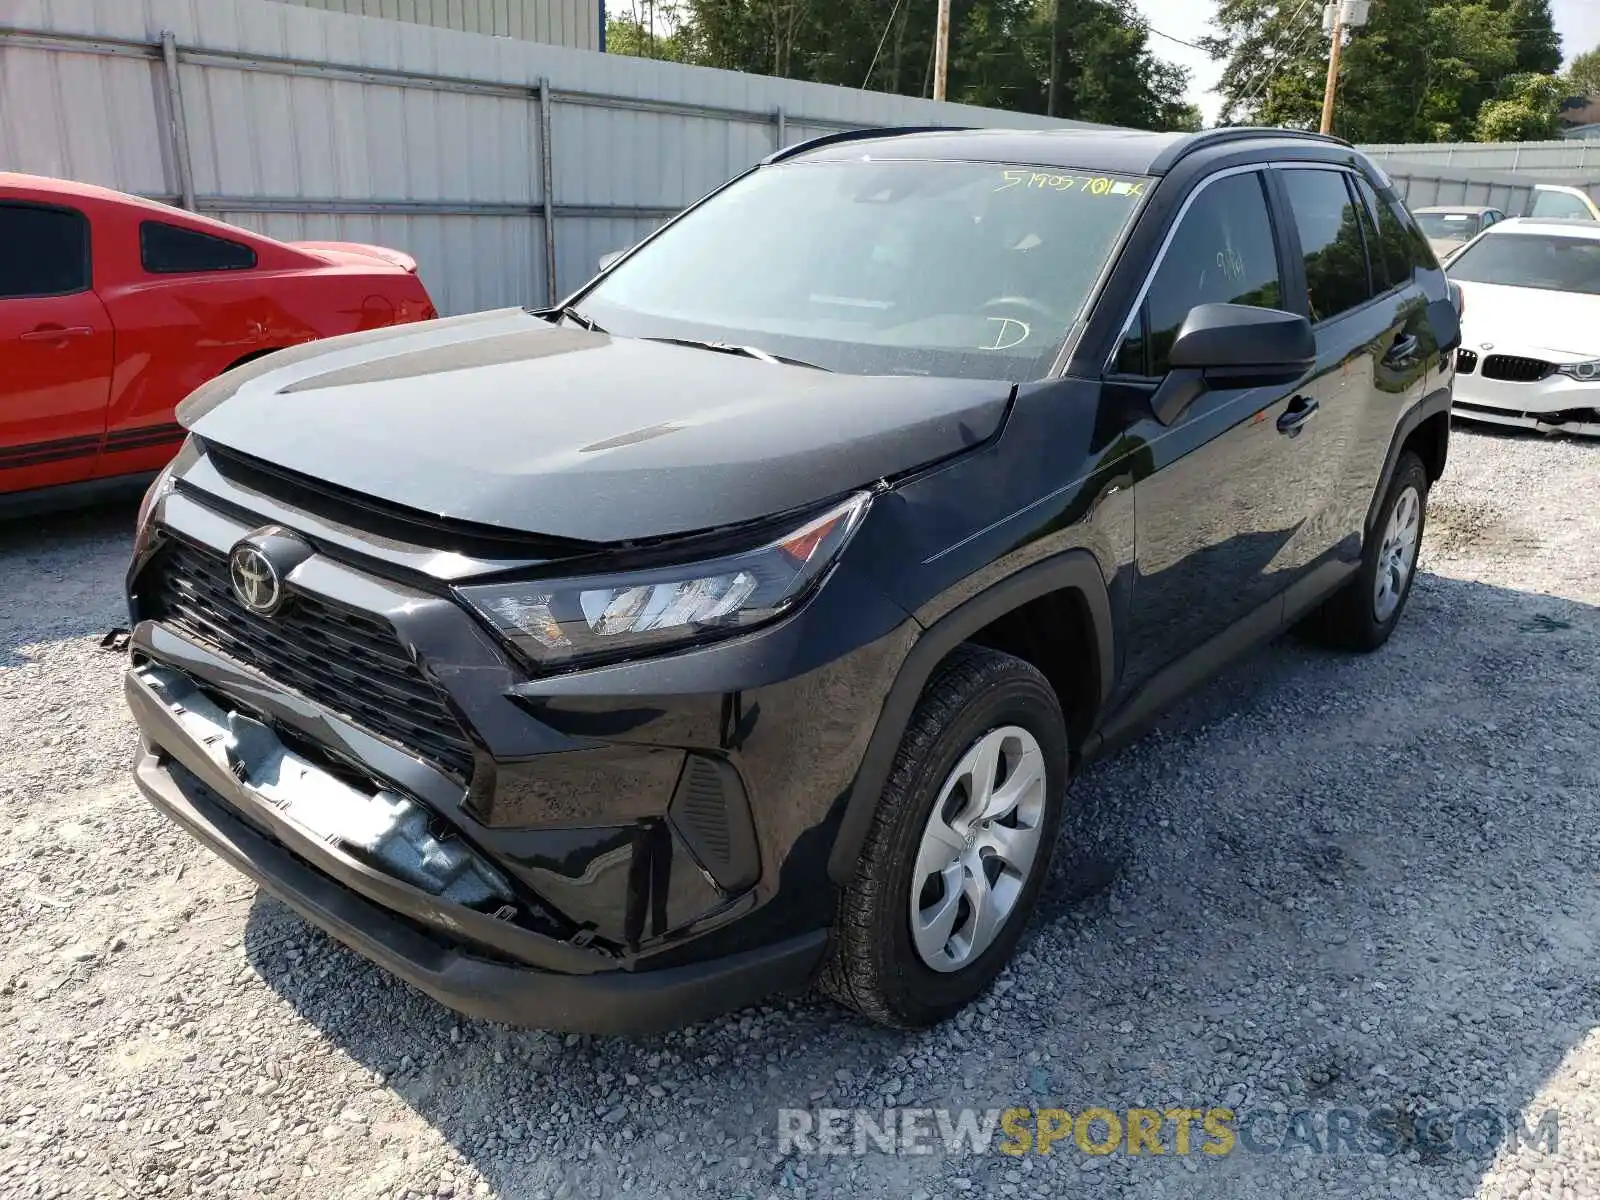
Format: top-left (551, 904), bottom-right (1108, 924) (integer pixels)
top-left (597, 250), bottom-right (624, 272)
top-left (1426, 295), bottom-right (1461, 354)
top-left (1154, 303), bottom-right (1316, 425)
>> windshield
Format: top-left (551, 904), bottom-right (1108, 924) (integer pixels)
top-left (1415, 212), bottom-right (1479, 241)
top-left (578, 159), bottom-right (1150, 381)
top-left (1448, 233), bottom-right (1600, 294)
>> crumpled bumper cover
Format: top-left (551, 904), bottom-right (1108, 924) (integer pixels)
top-left (126, 663), bottom-right (827, 1034)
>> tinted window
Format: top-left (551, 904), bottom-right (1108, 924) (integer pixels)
top-left (1390, 196), bottom-right (1438, 273)
top-left (1281, 169), bottom-right (1376, 323)
top-left (0, 203), bottom-right (90, 298)
top-left (1448, 233), bottom-right (1600, 295)
top-left (141, 221), bottom-right (257, 273)
top-left (1118, 171), bottom-right (1283, 377)
top-left (581, 160), bottom-right (1149, 381)
top-left (1530, 189), bottom-right (1596, 220)
top-left (1356, 181), bottom-right (1425, 286)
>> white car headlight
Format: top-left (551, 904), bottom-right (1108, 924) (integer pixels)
top-left (458, 492), bottom-right (872, 668)
top-left (1557, 360), bottom-right (1600, 381)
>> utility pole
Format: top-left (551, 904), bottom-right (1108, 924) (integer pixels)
top-left (1319, 9), bottom-right (1344, 134)
top-left (934, 0), bottom-right (951, 101)
top-left (1047, 0), bottom-right (1060, 117)
top-left (1320, 1), bottom-right (1372, 135)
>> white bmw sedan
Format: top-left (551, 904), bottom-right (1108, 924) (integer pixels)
top-left (1449, 217), bottom-right (1600, 436)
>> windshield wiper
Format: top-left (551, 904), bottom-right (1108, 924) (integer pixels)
top-left (551, 305), bottom-right (605, 333)
top-left (643, 337), bottom-right (832, 371)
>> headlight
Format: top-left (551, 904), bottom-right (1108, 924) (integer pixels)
top-left (458, 492), bottom-right (872, 667)
top-left (1557, 360), bottom-right (1600, 381)
top-left (136, 458), bottom-right (179, 531)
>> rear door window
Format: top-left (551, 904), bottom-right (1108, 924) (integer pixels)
top-left (141, 222), bottom-right (258, 274)
top-left (0, 203), bottom-right (91, 298)
top-left (1280, 168), bottom-right (1377, 324)
top-left (1530, 190), bottom-right (1595, 220)
top-left (1353, 178), bottom-right (1419, 288)
top-left (1115, 171), bottom-right (1284, 377)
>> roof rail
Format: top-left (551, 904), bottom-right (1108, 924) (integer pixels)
top-left (762, 125), bottom-right (971, 166)
top-left (1149, 126), bottom-right (1351, 174)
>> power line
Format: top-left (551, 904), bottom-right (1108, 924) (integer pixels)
top-left (1144, 25), bottom-right (1207, 53)
top-left (1230, 0), bottom-right (1317, 118)
top-left (861, 0), bottom-right (907, 89)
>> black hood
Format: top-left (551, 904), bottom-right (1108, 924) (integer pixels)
top-left (180, 309), bottom-right (1013, 543)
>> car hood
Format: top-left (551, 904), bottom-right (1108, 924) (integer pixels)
top-left (179, 308), bottom-right (1013, 543)
top-left (1456, 281), bottom-right (1600, 359)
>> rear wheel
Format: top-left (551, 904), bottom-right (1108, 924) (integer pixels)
top-left (1299, 450), bottom-right (1429, 651)
top-left (820, 645), bottom-right (1067, 1028)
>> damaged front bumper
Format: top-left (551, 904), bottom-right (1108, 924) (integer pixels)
top-left (126, 660), bottom-right (826, 1034)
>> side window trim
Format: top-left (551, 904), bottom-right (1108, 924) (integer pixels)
top-left (0, 200), bottom-right (92, 298)
top-left (1104, 163), bottom-right (1284, 379)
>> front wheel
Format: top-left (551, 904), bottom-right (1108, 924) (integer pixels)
top-left (819, 645), bottom-right (1067, 1028)
top-left (1299, 450), bottom-right (1429, 651)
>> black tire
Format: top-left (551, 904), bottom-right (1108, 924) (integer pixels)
top-left (819, 645), bottom-right (1068, 1028)
top-left (1299, 450), bottom-right (1430, 652)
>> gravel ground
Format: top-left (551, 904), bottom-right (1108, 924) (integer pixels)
top-left (3, 424), bottom-right (1599, 1200)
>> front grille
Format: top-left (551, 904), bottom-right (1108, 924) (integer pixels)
top-left (1482, 354), bottom-right (1552, 383)
top-left (144, 537), bottom-right (475, 780)
top-left (1456, 349), bottom-right (1479, 375)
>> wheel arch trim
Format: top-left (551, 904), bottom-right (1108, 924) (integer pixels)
top-left (826, 550), bottom-right (1114, 886)
top-left (1366, 385), bottom-right (1452, 537)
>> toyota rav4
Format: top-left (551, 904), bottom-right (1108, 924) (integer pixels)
top-left (124, 127), bottom-right (1460, 1033)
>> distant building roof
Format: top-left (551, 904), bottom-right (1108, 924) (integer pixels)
top-left (1559, 96), bottom-right (1600, 129)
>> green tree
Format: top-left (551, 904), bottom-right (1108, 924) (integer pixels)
top-left (604, 0), bottom-right (1198, 131)
top-left (1205, 0), bottom-right (1563, 143)
top-left (1566, 46), bottom-right (1600, 97)
top-left (1497, 0), bottom-right (1562, 75)
top-left (1474, 71), bottom-right (1563, 139)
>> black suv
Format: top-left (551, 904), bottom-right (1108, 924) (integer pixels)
top-left (124, 127), bottom-right (1459, 1033)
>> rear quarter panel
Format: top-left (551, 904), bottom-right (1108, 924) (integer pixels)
top-left (91, 198), bottom-right (434, 480)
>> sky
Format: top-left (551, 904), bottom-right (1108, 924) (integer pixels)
top-left (1131, 0), bottom-right (1600, 126)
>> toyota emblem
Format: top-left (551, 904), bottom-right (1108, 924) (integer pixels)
top-left (229, 544), bottom-right (283, 614)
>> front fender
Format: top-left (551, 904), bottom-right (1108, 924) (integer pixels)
top-left (825, 549), bottom-right (1114, 885)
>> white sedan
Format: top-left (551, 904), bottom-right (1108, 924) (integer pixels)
top-left (1448, 217), bottom-right (1600, 436)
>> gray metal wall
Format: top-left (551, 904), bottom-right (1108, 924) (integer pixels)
top-left (1365, 146), bottom-right (1600, 215)
top-left (1364, 138), bottom-right (1600, 178)
top-left (0, 0), bottom-right (1090, 316)
top-left (1377, 164), bottom-right (1538, 215)
top-left (270, 0), bottom-right (602, 51)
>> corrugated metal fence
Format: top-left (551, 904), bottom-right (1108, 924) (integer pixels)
top-left (1364, 138), bottom-right (1600, 178)
top-left (271, 0), bottom-right (603, 51)
top-left (1364, 140), bottom-right (1600, 215)
top-left (0, 0), bottom-right (1086, 316)
top-left (1376, 164), bottom-right (1540, 215)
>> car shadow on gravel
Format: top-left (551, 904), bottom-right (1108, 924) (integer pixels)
top-left (237, 569), bottom-right (1600, 1198)
top-left (0, 500), bottom-right (137, 666)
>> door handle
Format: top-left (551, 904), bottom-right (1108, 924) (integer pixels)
top-left (1385, 334), bottom-right (1420, 364)
top-left (1276, 395), bottom-right (1319, 436)
top-left (20, 325), bottom-right (93, 343)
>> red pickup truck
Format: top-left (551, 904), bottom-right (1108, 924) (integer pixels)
top-left (2, 174), bottom-right (437, 514)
